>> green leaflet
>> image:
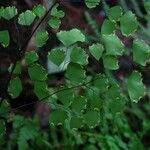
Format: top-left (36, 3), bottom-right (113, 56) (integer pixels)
top-left (25, 51), bottom-right (39, 65)
top-left (0, 100), bottom-right (10, 118)
top-left (109, 96), bottom-right (126, 114)
top-left (48, 48), bottom-right (65, 66)
top-left (94, 74), bottom-right (109, 93)
top-left (85, 0), bottom-right (101, 8)
top-left (28, 63), bottom-right (47, 81)
top-left (133, 39), bottom-right (150, 66)
top-left (108, 6), bottom-right (123, 21)
top-left (84, 110), bottom-right (100, 128)
top-left (120, 11), bottom-right (138, 36)
top-left (18, 10), bottom-right (36, 25)
top-left (8, 77), bottom-right (22, 99)
top-left (107, 83), bottom-right (126, 114)
top-left (35, 30), bottom-right (49, 48)
top-left (57, 87), bottom-right (74, 107)
top-left (107, 83), bottom-right (121, 100)
top-left (8, 61), bottom-right (21, 74)
top-left (1, 6), bottom-right (17, 20)
top-left (70, 116), bottom-right (83, 129)
top-left (127, 71), bottom-right (146, 102)
top-left (48, 17), bottom-right (61, 29)
top-left (51, 4), bottom-right (65, 18)
top-left (34, 81), bottom-right (49, 100)
top-left (86, 87), bottom-right (103, 110)
top-left (70, 47), bottom-right (88, 65)
top-left (57, 29), bottom-right (85, 47)
top-left (0, 30), bottom-right (10, 47)
top-left (33, 4), bottom-right (46, 18)
top-left (89, 43), bottom-right (104, 61)
top-left (71, 96), bottom-right (87, 113)
top-left (66, 63), bottom-right (86, 84)
top-left (103, 34), bottom-right (124, 56)
top-left (103, 55), bottom-right (119, 70)
top-left (101, 19), bottom-right (116, 35)
top-left (50, 109), bottom-right (68, 125)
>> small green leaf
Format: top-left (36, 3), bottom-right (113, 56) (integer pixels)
top-left (101, 19), bottom-right (116, 35)
top-left (66, 63), bottom-right (86, 84)
top-left (85, 0), bottom-right (101, 8)
top-left (103, 34), bottom-right (124, 56)
top-left (103, 55), bottom-right (119, 70)
top-left (25, 51), bottom-right (39, 65)
top-left (87, 87), bottom-right (103, 110)
top-left (107, 83), bottom-right (121, 100)
top-left (133, 39), bottom-right (150, 66)
top-left (8, 61), bottom-right (21, 74)
top-left (0, 30), bottom-right (10, 47)
top-left (127, 71), bottom-right (146, 102)
top-left (8, 77), bottom-right (22, 99)
top-left (34, 81), bottom-right (49, 100)
top-left (51, 4), bottom-right (65, 18)
top-left (18, 10), bottom-right (36, 25)
top-left (109, 96), bottom-right (126, 114)
top-left (84, 110), bottom-right (100, 128)
top-left (71, 96), bottom-right (87, 113)
top-left (28, 63), bottom-right (47, 81)
top-left (108, 6), bottom-right (123, 21)
top-left (120, 11), bottom-right (138, 36)
top-left (35, 30), bottom-right (49, 48)
top-left (48, 17), bottom-right (61, 29)
top-left (33, 4), bottom-right (46, 18)
top-left (48, 48), bottom-right (65, 66)
top-left (94, 74), bottom-right (109, 93)
top-left (57, 87), bottom-right (74, 106)
top-left (70, 116), bottom-right (83, 129)
top-left (89, 43), bottom-right (104, 60)
top-left (70, 47), bottom-right (88, 65)
top-left (1, 6), bottom-right (17, 20)
top-left (0, 100), bottom-right (10, 118)
top-left (50, 109), bottom-right (68, 125)
top-left (57, 29), bottom-right (85, 47)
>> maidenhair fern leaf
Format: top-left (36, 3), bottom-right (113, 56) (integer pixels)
top-left (85, 0), bottom-right (101, 8)
top-left (57, 29), bottom-right (85, 47)
top-left (103, 34), bottom-right (124, 56)
top-left (18, 10), bottom-right (36, 26)
top-left (35, 30), bottom-right (49, 48)
top-left (66, 63), bottom-right (86, 84)
top-left (28, 63), bottom-right (47, 81)
top-left (48, 48), bottom-right (65, 66)
top-left (50, 109), bottom-right (68, 125)
top-left (133, 39), bottom-right (150, 66)
top-left (89, 43), bottom-right (104, 61)
top-left (70, 47), bottom-right (88, 66)
top-left (127, 71), bottom-right (146, 102)
top-left (84, 110), bottom-right (100, 128)
top-left (120, 11), bottom-right (138, 36)
top-left (33, 4), bottom-right (46, 18)
top-left (8, 77), bottom-right (22, 99)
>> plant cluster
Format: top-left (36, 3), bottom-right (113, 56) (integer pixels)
top-left (0, 0), bottom-right (150, 149)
